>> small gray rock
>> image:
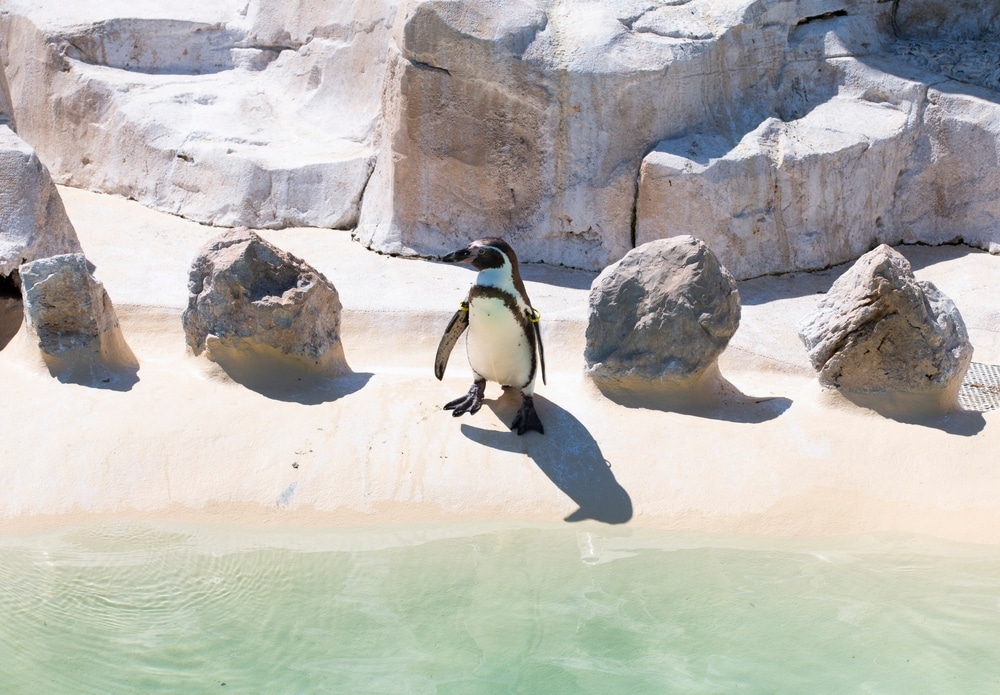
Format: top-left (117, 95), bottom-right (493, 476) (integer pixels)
top-left (20, 253), bottom-right (138, 385)
top-left (182, 229), bottom-right (347, 373)
top-left (585, 236), bottom-right (741, 383)
top-left (798, 244), bottom-right (972, 394)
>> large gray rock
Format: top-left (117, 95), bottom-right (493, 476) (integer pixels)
top-left (585, 236), bottom-right (740, 384)
top-left (798, 244), bottom-right (973, 398)
top-left (20, 253), bottom-right (138, 386)
top-left (182, 229), bottom-right (347, 374)
top-left (0, 126), bottom-right (82, 278)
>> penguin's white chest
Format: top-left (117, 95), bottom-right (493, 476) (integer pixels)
top-left (466, 296), bottom-right (533, 390)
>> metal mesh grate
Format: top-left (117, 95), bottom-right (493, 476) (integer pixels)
top-left (959, 362), bottom-right (1000, 413)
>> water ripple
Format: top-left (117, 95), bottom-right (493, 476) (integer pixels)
top-left (2, 523), bottom-right (1000, 693)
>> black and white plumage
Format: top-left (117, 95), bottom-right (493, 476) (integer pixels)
top-left (435, 238), bottom-right (546, 435)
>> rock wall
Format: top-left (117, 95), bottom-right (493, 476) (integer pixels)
top-left (0, 126), bottom-right (82, 278)
top-left (1, 0), bottom-right (998, 275)
top-left (0, 0), bottom-right (393, 230)
top-left (0, 44), bottom-right (14, 132)
top-left (357, 0), bottom-right (790, 269)
top-left (635, 7), bottom-right (1000, 277)
top-left (636, 94), bottom-right (915, 279)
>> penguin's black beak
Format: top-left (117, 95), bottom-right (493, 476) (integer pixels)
top-left (441, 247), bottom-right (473, 264)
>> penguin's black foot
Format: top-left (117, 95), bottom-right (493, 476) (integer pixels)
top-left (444, 380), bottom-right (485, 417)
top-left (510, 395), bottom-right (544, 435)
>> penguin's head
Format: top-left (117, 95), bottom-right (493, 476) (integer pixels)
top-left (442, 238), bottom-right (518, 272)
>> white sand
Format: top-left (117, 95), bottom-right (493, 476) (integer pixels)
top-left (1, 186), bottom-right (999, 542)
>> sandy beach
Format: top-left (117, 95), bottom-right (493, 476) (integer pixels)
top-left (1, 186), bottom-right (998, 542)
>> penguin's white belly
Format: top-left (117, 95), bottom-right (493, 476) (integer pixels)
top-left (466, 296), bottom-right (533, 390)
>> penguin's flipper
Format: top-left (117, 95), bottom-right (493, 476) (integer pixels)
top-left (530, 309), bottom-right (547, 386)
top-left (434, 305), bottom-right (469, 380)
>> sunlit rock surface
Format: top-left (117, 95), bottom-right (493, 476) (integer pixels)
top-left (1, 0), bottom-right (998, 273)
top-left (0, 0), bottom-right (388, 230)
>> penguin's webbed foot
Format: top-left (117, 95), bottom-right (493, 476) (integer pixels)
top-left (510, 395), bottom-right (544, 435)
top-left (444, 380), bottom-right (485, 417)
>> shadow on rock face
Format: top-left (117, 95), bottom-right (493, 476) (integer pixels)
top-left (518, 262), bottom-right (598, 291)
top-left (590, 366), bottom-right (792, 425)
top-left (460, 392), bottom-right (633, 525)
top-left (0, 295), bottom-right (23, 351)
top-left (203, 337), bottom-right (370, 405)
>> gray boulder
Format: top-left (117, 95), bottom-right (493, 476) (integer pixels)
top-left (20, 253), bottom-right (138, 386)
top-left (798, 244), bottom-right (973, 397)
top-left (585, 236), bottom-right (741, 384)
top-left (182, 229), bottom-right (347, 374)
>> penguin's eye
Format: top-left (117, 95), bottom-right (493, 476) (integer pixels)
top-left (478, 249), bottom-right (504, 268)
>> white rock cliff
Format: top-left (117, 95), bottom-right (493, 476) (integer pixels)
top-left (0, 0), bottom-right (998, 275)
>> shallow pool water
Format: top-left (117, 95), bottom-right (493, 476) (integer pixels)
top-left (2, 521), bottom-right (999, 693)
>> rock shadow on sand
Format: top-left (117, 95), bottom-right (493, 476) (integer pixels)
top-left (461, 392), bottom-right (633, 524)
top-left (2, 314), bottom-right (140, 392)
top-left (203, 339), bottom-right (370, 405)
top-left (50, 359), bottom-right (140, 392)
top-left (835, 390), bottom-right (986, 437)
top-left (591, 366), bottom-right (792, 424)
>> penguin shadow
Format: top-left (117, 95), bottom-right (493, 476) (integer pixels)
top-left (460, 391), bottom-right (633, 524)
top-left (592, 370), bottom-right (792, 424)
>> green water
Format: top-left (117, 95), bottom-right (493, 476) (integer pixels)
top-left (2, 522), bottom-right (999, 694)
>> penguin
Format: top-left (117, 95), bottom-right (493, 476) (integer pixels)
top-left (434, 237), bottom-right (546, 435)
